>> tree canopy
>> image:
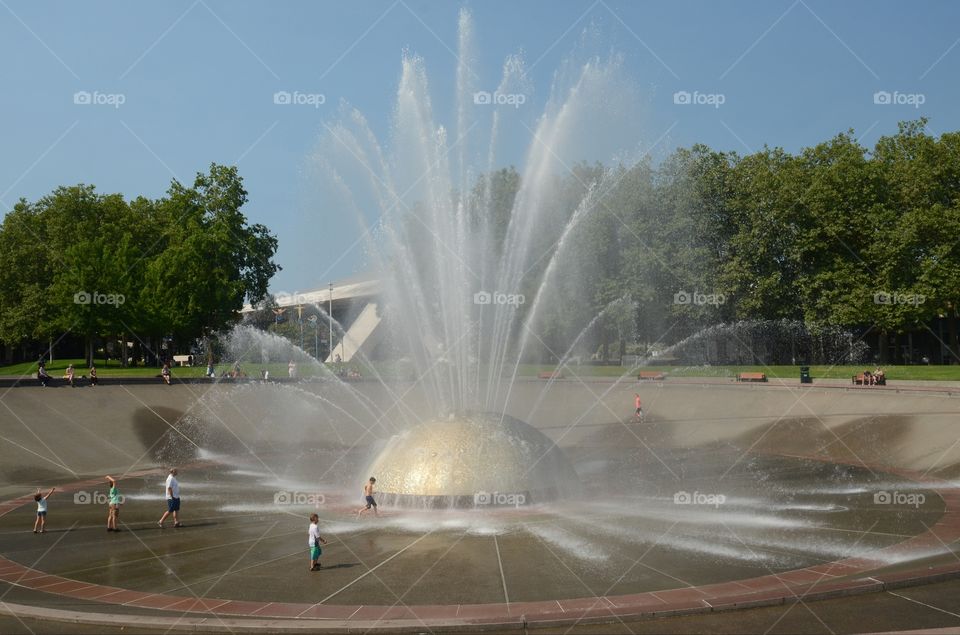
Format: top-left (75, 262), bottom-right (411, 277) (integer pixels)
top-left (0, 164), bottom-right (279, 363)
top-left (451, 119), bottom-right (960, 363)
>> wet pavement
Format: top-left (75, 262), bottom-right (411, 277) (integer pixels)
top-left (1, 381), bottom-right (959, 631)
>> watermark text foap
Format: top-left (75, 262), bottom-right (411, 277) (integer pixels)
top-left (474, 291), bottom-right (525, 306)
top-left (474, 491), bottom-right (526, 507)
top-left (273, 290), bottom-right (315, 306)
top-left (673, 490), bottom-right (726, 508)
top-left (874, 490), bottom-right (925, 508)
top-left (273, 490), bottom-right (326, 506)
top-left (273, 91), bottom-right (325, 108)
top-left (673, 290), bottom-right (726, 306)
top-left (873, 291), bottom-right (925, 306)
top-left (473, 91), bottom-right (526, 108)
top-left (74, 291), bottom-right (125, 306)
top-left (74, 490), bottom-right (125, 505)
top-left (873, 91), bottom-right (925, 109)
top-left (73, 91), bottom-right (125, 109)
top-left (673, 90), bottom-right (725, 109)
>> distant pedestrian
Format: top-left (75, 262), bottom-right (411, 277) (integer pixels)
top-left (33, 487), bottom-right (55, 533)
top-left (357, 477), bottom-right (378, 517)
top-left (105, 476), bottom-right (121, 531)
top-left (64, 364), bottom-right (75, 387)
top-left (89, 365), bottom-right (98, 386)
top-left (308, 513), bottom-right (327, 570)
top-left (37, 364), bottom-right (51, 387)
top-left (288, 360), bottom-right (297, 378)
top-left (161, 362), bottom-right (171, 385)
top-left (634, 393), bottom-right (643, 422)
top-left (157, 468), bottom-right (182, 528)
top-left (205, 361), bottom-right (215, 378)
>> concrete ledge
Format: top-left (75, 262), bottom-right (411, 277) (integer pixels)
top-left (0, 602), bottom-right (527, 633)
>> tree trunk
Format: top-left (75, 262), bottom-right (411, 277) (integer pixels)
top-left (878, 330), bottom-right (887, 363)
top-left (948, 310), bottom-right (959, 364)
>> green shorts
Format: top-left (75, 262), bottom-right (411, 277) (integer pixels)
top-left (311, 545), bottom-right (322, 560)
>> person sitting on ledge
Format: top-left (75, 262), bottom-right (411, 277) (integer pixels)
top-left (63, 364), bottom-right (75, 387)
top-left (161, 362), bottom-right (171, 385)
top-left (37, 363), bottom-right (51, 387)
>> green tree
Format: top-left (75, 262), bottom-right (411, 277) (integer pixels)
top-left (0, 200), bottom-right (57, 354)
top-left (142, 164), bottom-right (280, 342)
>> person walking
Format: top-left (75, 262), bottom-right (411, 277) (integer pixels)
top-left (157, 468), bottom-right (182, 528)
top-left (634, 393), bottom-right (644, 423)
top-left (89, 365), bottom-right (98, 386)
top-left (64, 364), bottom-right (75, 387)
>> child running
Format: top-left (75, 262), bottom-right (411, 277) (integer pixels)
top-left (634, 393), bottom-right (644, 423)
top-left (308, 513), bottom-right (327, 571)
top-left (33, 487), bottom-right (55, 533)
top-left (105, 475), bottom-right (121, 532)
top-left (356, 477), bottom-right (378, 517)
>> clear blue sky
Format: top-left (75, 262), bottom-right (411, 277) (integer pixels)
top-left (1, 1), bottom-right (958, 292)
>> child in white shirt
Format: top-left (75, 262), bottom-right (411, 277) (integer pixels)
top-left (33, 487), bottom-right (55, 533)
top-left (308, 513), bottom-right (327, 571)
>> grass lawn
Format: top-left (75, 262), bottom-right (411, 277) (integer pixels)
top-left (0, 358), bottom-right (317, 378)
top-left (516, 364), bottom-right (960, 381)
top-left (3, 358), bottom-right (959, 382)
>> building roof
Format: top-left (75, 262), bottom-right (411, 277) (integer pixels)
top-left (242, 273), bottom-right (381, 312)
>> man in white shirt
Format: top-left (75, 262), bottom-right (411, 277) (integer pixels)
top-left (157, 468), bottom-right (182, 528)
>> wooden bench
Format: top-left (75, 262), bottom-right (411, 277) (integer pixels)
top-left (638, 371), bottom-right (665, 381)
top-left (538, 371), bottom-right (563, 380)
top-left (853, 373), bottom-right (886, 386)
top-left (736, 372), bottom-right (767, 382)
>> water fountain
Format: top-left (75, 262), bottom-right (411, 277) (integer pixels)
top-left (152, 9), bottom-right (958, 615)
top-left (300, 9), bottom-right (650, 508)
top-left (3, 10), bottom-right (959, 632)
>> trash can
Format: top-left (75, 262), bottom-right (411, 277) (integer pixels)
top-left (800, 366), bottom-right (812, 384)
